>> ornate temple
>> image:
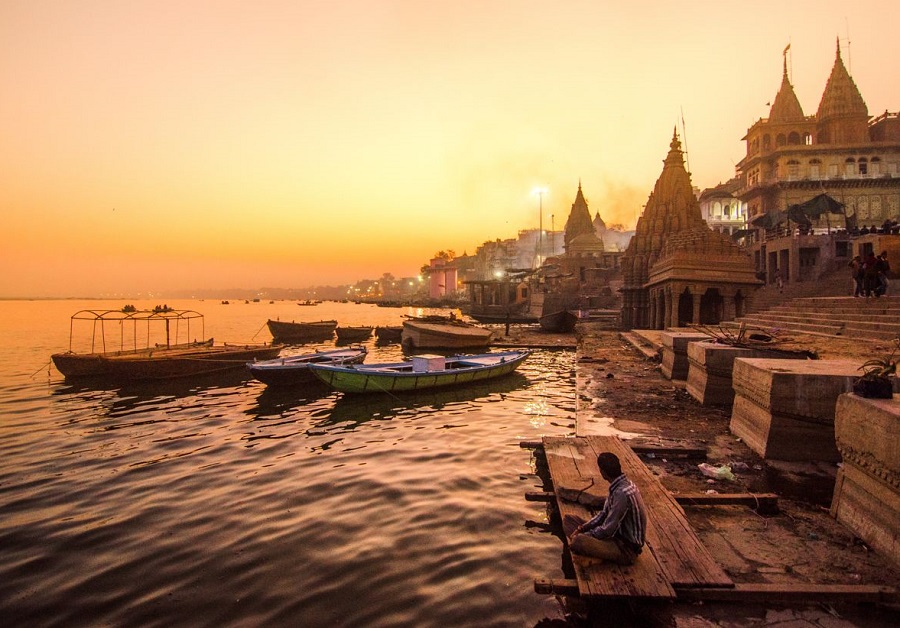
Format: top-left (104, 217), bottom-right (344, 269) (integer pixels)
top-left (621, 131), bottom-right (760, 329)
top-left (737, 41), bottom-right (900, 287)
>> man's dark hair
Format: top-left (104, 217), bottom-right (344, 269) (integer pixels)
top-left (596, 452), bottom-right (622, 479)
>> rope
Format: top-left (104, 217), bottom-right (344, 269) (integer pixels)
top-left (31, 360), bottom-right (52, 379)
top-left (250, 320), bottom-right (269, 341)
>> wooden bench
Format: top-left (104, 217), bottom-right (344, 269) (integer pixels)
top-left (541, 435), bottom-right (734, 599)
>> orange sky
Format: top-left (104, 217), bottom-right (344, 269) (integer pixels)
top-left (2, 1), bottom-right (899, 298)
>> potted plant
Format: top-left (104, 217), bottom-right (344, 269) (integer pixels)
top-left (853, 339), bottom-right (899, 399)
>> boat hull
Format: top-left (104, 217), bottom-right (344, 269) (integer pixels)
top-left (248, 347), bottom-right (367, 386)
top-left (309, 350), bottom-right (529, 394)
top-left (52, 344), bottom-right (282, 381)
top-left (400, 320), bottom-right (492, 349)
top-left (335, 327), bottom-right (373, 343)
top-left (266, 319), bottom-right (337, 343)
top-left (538, 310), bottom-right (578, 333)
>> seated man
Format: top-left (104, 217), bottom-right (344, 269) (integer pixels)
top-left (562, 452), bottom-right (647, 565)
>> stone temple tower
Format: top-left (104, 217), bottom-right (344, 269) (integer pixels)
top-left (621, 130), bottom-right (706, 328)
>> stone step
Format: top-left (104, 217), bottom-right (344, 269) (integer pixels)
top-left (747, 312), bottom-right (900, 328)
top-left (728, 318), bottom-right (900, 341)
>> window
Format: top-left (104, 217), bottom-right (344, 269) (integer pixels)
top-left (859, 158), bottom-right (868, 176)
top-left (845, 157), bottom-right (856, 177)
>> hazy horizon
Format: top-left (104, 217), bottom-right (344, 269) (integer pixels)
top-left (3, 1), bottom-right (898, 299)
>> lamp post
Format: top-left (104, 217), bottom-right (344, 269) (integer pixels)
top-left (532, 187), bottom-right (548, 267)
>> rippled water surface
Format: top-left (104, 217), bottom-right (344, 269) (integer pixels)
top-left (0, 300), bottom-right (576, 627)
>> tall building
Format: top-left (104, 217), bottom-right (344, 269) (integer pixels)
top-left (737, 41), bottom-right (900, 230)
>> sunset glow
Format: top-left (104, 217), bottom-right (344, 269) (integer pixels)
top-left (2, 1), bottom-right (898, 297)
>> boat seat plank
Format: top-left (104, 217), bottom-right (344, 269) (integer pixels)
top-left (543, 435), bottom-right (733, 598)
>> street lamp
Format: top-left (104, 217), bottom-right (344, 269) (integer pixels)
top-left (532, 186), bottom-right (548, 267)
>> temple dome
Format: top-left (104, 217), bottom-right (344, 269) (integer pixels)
top-left (769, 58), bottom-right (805, 123)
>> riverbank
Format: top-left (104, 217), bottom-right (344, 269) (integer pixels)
top-left (561, 323), bottom-right (899, 627)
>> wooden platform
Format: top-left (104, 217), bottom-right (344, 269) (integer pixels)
top-left (541, 435), bottom-right (734, 599)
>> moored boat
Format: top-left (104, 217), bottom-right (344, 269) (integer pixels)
top-left (374, 325), bottom-right (403, 344)
top-left (308, 349), bottom-right (530, 394)
top-left (335, 326), bottom-right (373, 343)
top-left (538, 310), bottom-right (578, 333)
top-left (267, 319), bottom-right (337, 343)
top-left (248, 346), bottom-right (367, 386)
top-left (52, 308), bottom-right (282, 381)
top-left (401, 317), bottom-right (492, 349)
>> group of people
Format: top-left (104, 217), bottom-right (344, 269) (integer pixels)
top-left (849, 251), bottom-right (891, 298)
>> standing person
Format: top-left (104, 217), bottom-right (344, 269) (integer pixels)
top-left (863, 251), bottom-right (880, 298)
top-left (562, 452), bottom-right (647, 565)
top-left (774, 269), bottom-right (784, 293)
top-left (849, 255), bottom-right (863, 297)
top-left (876, 251), bottom-right (891, 297)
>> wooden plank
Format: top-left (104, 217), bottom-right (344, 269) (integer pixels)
top-left (630, 444), bottom-right (708, 459)
top-left (675, 492), bottom-right (779, 514)
top-left (674, 583), bottom-right (897, 604)
top-left (543, 436), bottom-right (676, 599)
top-left (539, 489), bottom-right (779, 514)
top-left (534, 578), bottom-right (580, 596)
top-left (525, 491), bottom-right (555, 502)
top-left (580, 435), bottom-right (734, 589)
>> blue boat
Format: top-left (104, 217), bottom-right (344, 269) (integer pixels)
top-left (248, 346), bottom-right (367, 386)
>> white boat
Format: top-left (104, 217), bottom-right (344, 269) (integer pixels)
top-left (401, 317), bottom-right (492, 350)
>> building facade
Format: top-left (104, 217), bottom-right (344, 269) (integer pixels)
top-left (737, 42), bottom-right (900, 234)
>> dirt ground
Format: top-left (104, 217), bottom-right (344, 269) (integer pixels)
top-left (503, 322), bottom-right (900, 627)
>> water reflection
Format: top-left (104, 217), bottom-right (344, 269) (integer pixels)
top-left (317, 371), bottom-right (530, 428)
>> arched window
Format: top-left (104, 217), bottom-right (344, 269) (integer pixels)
top-left (787, 159), bottom-right (800, 179)
top-left (809, 158), bottom-right (822, 180)
top-left (776, 134), bottom-right (787, 147)
top-left (871, 157), bottom-right (882, 176)
top-left (763, 135), bottom-right (771, 150)
top-left (858, 157), bottom-right (868, 176)
top-left (845, 157), bottom-right (856, 177)
top-left (788, 131), bottom-right (801, 145)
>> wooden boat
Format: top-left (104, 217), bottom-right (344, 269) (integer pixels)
top-left (266, 319), bottom-right (337, 343)
top-left (308, 349), bottom-right (530, 394)
top-left (538, 310), bottom-right (578, 333)
top-left (374, 325), bottom-right (403, 343)
top-left (297, 300), bottom-right (320, 306)
top-left (52, 308), bottom-right (282, 381)
top-left (469, 312), bottom-right (538, 324)
top-left (401, 317), bottom-right (492, 349)
top-left (335, 326), bottom-right (373, 343)
top-left (248, 346), bottom-right (367, 386)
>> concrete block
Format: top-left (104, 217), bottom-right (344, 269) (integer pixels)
top-left (832, 393), bottom-right (900, 566)
top-left (660, 331), bottom-right (709, 380)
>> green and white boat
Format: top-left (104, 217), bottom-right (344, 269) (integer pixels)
top-left (308, 349), bottom-right (530, 394)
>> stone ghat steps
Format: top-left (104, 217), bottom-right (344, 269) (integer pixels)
top-left (732, 296), bottom-right (900, 341)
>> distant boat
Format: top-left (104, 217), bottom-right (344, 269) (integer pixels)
top-left (297, 300), bottom-right (320, 306)
top-left (52, 309), bottom-right (281, 381)
top-left (374, 325), bottom-right (403, 344)
top-left (335, 326), bottom-right (373, 343)
top-left (538, 310), bottom-right (578, 333)
top-left (266, 319), bottom-right (337, 343)
top-left (308, 349), bottom-right (530, 394)
top-left (401, 316), bottom-right (492, 350)
top-left (248, 346), bottom-right (367, 386)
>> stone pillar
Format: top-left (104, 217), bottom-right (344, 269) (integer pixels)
top-left (649, 292), bottom-right (658, 330)
top-left (723, 291), bottom-right (737, 322)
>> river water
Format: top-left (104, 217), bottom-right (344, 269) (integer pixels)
top-left (0, 299), bottom-right (577, 627)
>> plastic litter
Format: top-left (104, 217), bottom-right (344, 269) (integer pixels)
top-left (698, 462), bottom-right (735, 481)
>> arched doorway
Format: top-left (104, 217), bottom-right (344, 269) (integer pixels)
top-left (677, 288), bottom-right (693, 326)
top-left (700, 288), bottom-right (724, 324)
